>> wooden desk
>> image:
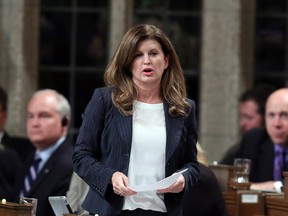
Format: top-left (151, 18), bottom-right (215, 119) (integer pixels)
top-left (223, 191), bottom-right (236, 216)
top-left (223, 189), bottom-right (266, 216)
top-left (265, 172), bottom-right (288, 216)
top-left (0, 201), bottom-right (32, 216)
top-left (209, 164), bottom-right (234, 192)
top-left (265, 194), bottom-right (288, 216)
top-left (221, 170), bottom-right (288, 216)
top-left (236, 190), bottom-right (265, 216)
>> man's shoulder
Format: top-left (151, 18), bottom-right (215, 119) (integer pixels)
top-left (56, 137), bottom-right (74, 155)
top-left (243, 127), bottom-right (269, 142)
top-left (238, 127), bottom-right (271, 157)
top-left (45, 138), bottom-right (74, 171)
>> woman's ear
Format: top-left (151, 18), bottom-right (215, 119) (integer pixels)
top-left (164, 55), bottom-right (170, 69)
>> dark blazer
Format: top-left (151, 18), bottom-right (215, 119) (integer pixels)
top-left (182, 163), bottom-right (226, 216)
top-left (235, 127), bottom-right (274, 182)
top-left (0, 145), bottom-right (21, 201)
top-left (220, 142), bottom-right (240, 165)
top-left (14, 137), bottom-right (74, 216)
top-left (2, 132), bottom-right (35, 162)
top-left (73, 87), bottom-right (199, 216)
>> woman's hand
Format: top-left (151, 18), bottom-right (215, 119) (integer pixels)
top-left (157, 174), bottom-right (185, 194)
top-left (111, 171), bottom-right (137, 196)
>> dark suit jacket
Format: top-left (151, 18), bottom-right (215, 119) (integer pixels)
top-left (2, 132), bottom-right (35, 162)
top-left (182, 163), bottom-right (226, 216)
top-left (14, 137), bottom-right (74, 216)
top-left (220, 142), bottom-right (240, 165)
top-left (73, 87), bottom-right (199, 216)
top-left (235, 127), bottom-right (274, 182)
top-left (0, 145), bottom-right (20, 201)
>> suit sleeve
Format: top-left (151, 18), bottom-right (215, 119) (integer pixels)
top-left (182, 100), bottom-right (200, 191)
top-left (73, 88), bottom-right (116, 197)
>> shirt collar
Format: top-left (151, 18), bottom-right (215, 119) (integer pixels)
top-left (36, 136), bottom-right (66, 163)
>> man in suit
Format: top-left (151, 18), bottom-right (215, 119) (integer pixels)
top-left (0, 86), bottom-right (22, 200)
top-left (221, 84), bottom-right (275, 165)
top-left (0, 144), bottom-right (20, 201)
top-left (0, 86), bottom-right (35, 162)
top-left (235, 88), bottom-right (288, 191)
top-left (14, 89), bottom-right (74, 216)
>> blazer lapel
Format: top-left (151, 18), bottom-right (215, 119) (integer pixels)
top-left (28, 159), bottom-right (52, 196)
top-left (114, 107), bottom-right (133, 153)
top-left (164, 103), bottom-right (184, 162)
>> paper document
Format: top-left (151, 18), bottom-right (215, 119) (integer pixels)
top-left (129, 168), bottom-right (188, 192)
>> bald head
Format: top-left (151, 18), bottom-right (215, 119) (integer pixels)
top-left (265, 88), bottom-right (288, 146)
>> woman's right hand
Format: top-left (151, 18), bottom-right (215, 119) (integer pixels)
top-left (111, 171), bottom-right (137, 196)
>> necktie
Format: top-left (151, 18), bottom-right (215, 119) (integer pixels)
top-left (20, 156), bottom-right (42, 197)
top-left (274, 148), bottom-right (285, 181)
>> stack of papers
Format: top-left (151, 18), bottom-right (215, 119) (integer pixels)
top-left (129, 169), bottom-right (188, 192)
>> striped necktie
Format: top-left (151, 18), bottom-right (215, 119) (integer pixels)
top-left (274, 148), bottom-right (285, 181)
top-left (20, 156), bottom-right (42, 197)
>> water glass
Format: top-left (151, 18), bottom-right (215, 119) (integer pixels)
top-left (19, 197), bottom-right (38, 216)
top-left (233, 158), bottom-right (251, 183)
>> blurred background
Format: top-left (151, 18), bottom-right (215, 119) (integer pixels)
top-left (0, 0), bottom-right (286, 162)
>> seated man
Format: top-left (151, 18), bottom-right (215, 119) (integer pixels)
top-left (0, 145), bottom-right (20, 201)
top-left (221, 84), bottom-right (275, 165)
top-left (0, 86), bottom-right (21, 200)
top-left (14, 89), bottom-right (74, 216)
top-left (235, 88), bottom-right (288, 191)
top-left (0, 85), bottom-right (35, 162)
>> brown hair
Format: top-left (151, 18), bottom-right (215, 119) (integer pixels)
top-left (104, 24), bottom-right (190, 117)
top-left (196, 142), bottom-right (208, 166)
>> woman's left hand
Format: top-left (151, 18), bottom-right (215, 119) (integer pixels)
top-left (157, 174), bottom-right (185, 193)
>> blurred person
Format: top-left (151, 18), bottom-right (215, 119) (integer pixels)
top-left (66, 172), bottom-right (89, 215)
top-left (182, 143), bottom-right (226, 216)
top-left (0, 86), bottom-right (35, 162)
top-left (221, 84), bottom-right (276, 165)
top-left (73, 24), bottom-right (199, 216)
top-left (0, 86), bottom-right (22, 200)
top-left (235, 88), bottom-right (288, 192)
top-left (0, 144), bottom-right (20, 201)
top-left (14, 89), bottom-right (74, 216)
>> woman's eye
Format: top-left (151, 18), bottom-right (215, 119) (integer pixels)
top-left (150, 52), bottom-right (157, 56)
top-left (134, 53), bottom-right (142, 58)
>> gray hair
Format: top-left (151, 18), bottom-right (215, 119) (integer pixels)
top-left (32, 89), bottom-right (71, 119)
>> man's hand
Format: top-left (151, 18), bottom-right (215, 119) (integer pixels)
top-left (250, 181), bottom-right (275, 191)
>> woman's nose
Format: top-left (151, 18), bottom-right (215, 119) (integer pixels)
top-left (143, 55), bottom-right (151, 65)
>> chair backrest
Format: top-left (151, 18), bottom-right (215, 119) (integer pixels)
top-left (209, 164), bottom-right (234, 192)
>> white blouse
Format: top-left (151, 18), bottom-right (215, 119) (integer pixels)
top-left (123, 100), bottom-right (167, 212)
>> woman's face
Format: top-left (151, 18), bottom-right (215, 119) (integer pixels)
top-left (130, 39), bottom-right (169, 89)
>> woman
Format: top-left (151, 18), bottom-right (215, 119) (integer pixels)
top-left (73, 24), bottom-right (199, 216)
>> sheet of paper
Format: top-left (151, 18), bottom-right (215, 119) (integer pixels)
top-left (129, 168), bottom-right (188, 192)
